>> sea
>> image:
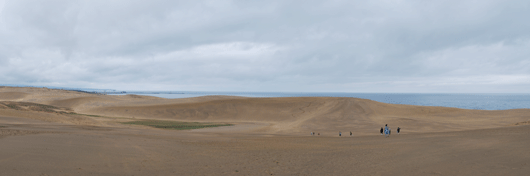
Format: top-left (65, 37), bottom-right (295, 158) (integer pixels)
top-left (3, 84), bottom-right (528, 110)
top-left (110, 92), bottom-right (530, 110)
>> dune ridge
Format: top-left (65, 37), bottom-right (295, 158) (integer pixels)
top-left (0, 92), bottom-right (29, 101)
top-left (2, 87), bottom-right (530, 175)
top-left (1, 86), bottom-right (529, 136)
top-left (87, 97), bottom-right (530, 135)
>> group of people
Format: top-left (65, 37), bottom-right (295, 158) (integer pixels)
top-left (310, 131), bottom-right (353, 136)
top-left (311, 126), bottom-right (401, 137)
top-left (338, 131), bottom-right (353, 137)
top-left (380, 124), bottom-right (401, 137)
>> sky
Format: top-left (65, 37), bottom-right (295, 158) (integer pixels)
top-left (0, 0), bottom-right (529, 93)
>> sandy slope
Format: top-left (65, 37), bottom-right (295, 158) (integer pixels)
top-left (1, 86), bottom-right (529, 175)
top-left (78, 97), bottom-right (528, 136)
top-left (0, 92), bottom-right (28, 101)
top-left (3, 86), bottom-right (529, 135)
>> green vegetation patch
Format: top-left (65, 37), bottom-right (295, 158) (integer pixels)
top-left (0, 101), bottom-right (64, 112)
top-left (60, 112), bottom-right (127, 119)
top-left (62, 112), bottom-right (102, 117)
top-left (121, 120), bottom-right (232, 130)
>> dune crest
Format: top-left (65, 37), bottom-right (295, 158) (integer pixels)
top-left (2, 87), bottom-right (530, 175)
top-left (86, 96), bottom-right (530, 135)
top-left (1, 87), bottom-right (529, 136)
top-left (0, 92), bottom-right (28, 101)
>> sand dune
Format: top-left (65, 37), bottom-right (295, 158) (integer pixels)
top-left (1, 86), bottom-right (529, 135)
top-left (2, 87), bottom-right (530, 135)
top-left (47, 96), bottom-right (109, 110)
top-left (1, 87), bottom-right (529, 175)
top-left (0, 92), bottom-right (28, 101)
top-left (84, 96), bottom-right (529, 135)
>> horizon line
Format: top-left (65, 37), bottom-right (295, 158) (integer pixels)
top-left (2, 85), bottom-right (530, 94)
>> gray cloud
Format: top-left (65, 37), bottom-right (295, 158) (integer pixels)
top-left (1, 0), bottom-right (529, 92)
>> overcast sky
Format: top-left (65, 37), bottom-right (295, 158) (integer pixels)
top-left (1, 0), bottom-right (529, 93)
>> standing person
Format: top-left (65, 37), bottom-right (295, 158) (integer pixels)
top-left (339, 131), bottom-right (341, 137)
top-left (384, 124), bottom-right (390, 138)
top-left (350, 131), bottom-right (352, 136)
top-left (397, 127), bottom-right (401, 134)
top-left (380, 127), bottom-right (383, 135)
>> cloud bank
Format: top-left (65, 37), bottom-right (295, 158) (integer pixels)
top-left (1, 0), bottom-right (529, 92)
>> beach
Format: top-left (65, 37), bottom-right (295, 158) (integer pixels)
top-left (1, 86), bottom-right (529, 175)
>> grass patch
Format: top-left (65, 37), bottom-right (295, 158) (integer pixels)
top-left (60, 112), bottom-right (126, 119)
top-left (5, 103), bottom-right (22, 110)
top-left (0, 101), bottom-right (64, 113)
top-left (0, 102), bottom-right (124, 119)
top-left (121, 120), bottom-right (232, 130)
top-left (76, 113), bottom-right (127, 119)
top-left (64, 112), bottom-right (103, 117)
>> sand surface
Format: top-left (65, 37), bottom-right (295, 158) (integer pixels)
top-left (0, 86), bottom-right (529, 175)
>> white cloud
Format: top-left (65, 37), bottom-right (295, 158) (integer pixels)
top-left (417, 40), bottom-right (530, 77)
top-left (163, 42), bottom-right (283, 60)
top-left (0, 0), bottom-right (529, 92)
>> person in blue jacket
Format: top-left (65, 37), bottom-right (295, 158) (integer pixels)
top-left (384, 124), bottom-right (390, 137)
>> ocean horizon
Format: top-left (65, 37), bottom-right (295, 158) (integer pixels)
top-left (3, 85), bottom-right (528, 110)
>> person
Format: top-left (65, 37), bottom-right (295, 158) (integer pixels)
top-left (350, 131), bottom-right (352, 136)
top-left (380, 127), bottom-right (383, 135)
top-left (384, 124), bottom-right (390, 138)
top-left (339, 131), bottom-right (341, 137)
top-left (311, 132), bottom-right (313, 135)
top-left (397, 127), bottom-right (401, 134)
top-left (318, 133), bottom-right (320, 136)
